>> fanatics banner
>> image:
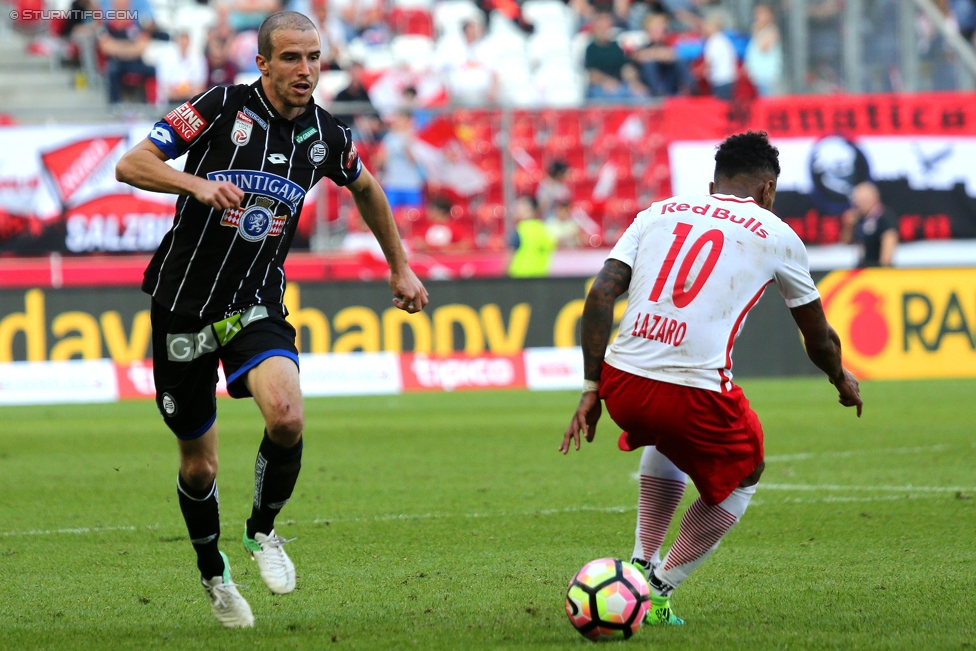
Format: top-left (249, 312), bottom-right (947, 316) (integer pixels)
top-left (666, 93), bottom-right (976, 244)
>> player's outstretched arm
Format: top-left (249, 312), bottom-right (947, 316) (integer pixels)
top-left (790, 299), bottom-right (863, 417)
top-left (560, 259), bottom-right (632, 454)
top-left (115, 139), bottom-right (244, 210)
top-left (347, 168), bottom-right (428, 313)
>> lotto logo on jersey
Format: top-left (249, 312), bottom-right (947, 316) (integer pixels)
top-left (164, 102), bottom-right (208, 142)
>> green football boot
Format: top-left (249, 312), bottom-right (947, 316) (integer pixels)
top-left (645, 594), bottom-right (684, 626)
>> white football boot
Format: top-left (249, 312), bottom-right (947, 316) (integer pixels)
top-left (243, 528), bottom-right (296, 594)
top-left (201, 551), bottom-right (254, 628)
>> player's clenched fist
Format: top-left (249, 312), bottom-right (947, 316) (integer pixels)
top-left (390, 266), bottom-right (429, 313)
top-left (193, 179), bottom-right (245, 210)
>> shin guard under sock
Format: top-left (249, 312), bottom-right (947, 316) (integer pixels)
top-left (246, 431), bottom-right (303, 538)
top-left (176, 474), bottom-right (223, 579)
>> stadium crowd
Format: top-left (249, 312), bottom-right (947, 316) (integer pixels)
top-left (12, 0), bottom-right (971, 259)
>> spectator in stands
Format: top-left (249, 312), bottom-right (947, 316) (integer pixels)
top-left (229, 29), bottom-right (260, 74)
top-left (509, 196), bottom-right (556, 277)
top-left (955, 0), bottom-right (976, 44)
top-left (656, 0), bottom-right (702, 31)
top-left (546, 200), bottom-right (586, 248)
top-left (841, 182), bottom-right (899, 267)
top-left (536, 160), bottom-right (572, 221)
top-left (701, 9), bottom-right (738, 100)
top-left (214, 0), bottom-right (281, 32)
top-left (205, 29), bottom-right (238, 87)
top-left (808, 0), bottom-right (842, 92)
top-left (373, 111), bottom-right (425, 211)
top-left (627, 0), bottom-right (665, 30)
top-left (357, 9), bottom-right (392, 48)
top-left (306, 0), bottom-right (347, 69)
top-left (156, 32), bottom-right (207, 106)
top-left (633, 13), bottom-right (686, 96)
top-left (333, 62), bottom-right (383, 142)
top-left (401, 87), bottom-right (432, 129)
top-left (97, 0), bottom-right (155, 105)
top-left (331, 0), bottom-right (380, 41)
top-left (440, 20), bottom-right (499, 107)
top-left (413, 196), bottom-right (474, 252)
top-left (584, 12), bottom-right (648, 103)
top-left (64, 0), bottom-right (100, 86)
top-left (744, 4), bottom-right (782, 96)
top-left (206, 5), bottom-right (235, 74)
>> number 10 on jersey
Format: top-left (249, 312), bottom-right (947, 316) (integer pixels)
top-left (649, 222), bottom-right (725, 308)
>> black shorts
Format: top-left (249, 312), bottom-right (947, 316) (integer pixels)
top-left (150, 300), bottom-right (299, 439)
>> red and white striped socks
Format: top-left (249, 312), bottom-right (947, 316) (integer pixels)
top-left (632, 447), bottom-right (687, 568)
top-left (653, 483), bottom-right (757, 595)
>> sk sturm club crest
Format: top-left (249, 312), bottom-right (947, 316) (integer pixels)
top-left (308, 140), bottom-right (328, 166)
top-left (232, 111), bottom-right (254, 147)
top-left (207, 170), bottom-right (305, 242)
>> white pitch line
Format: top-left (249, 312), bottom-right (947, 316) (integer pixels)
top-left (780, 494), bottom-right (946, 504)
top-left (1, 487), bottom-right (968, 539)
top-left (760, 483), bottom-right (976, 493)
top-left (312, 504), bottom-right (638, 525)
top-left (764, 444), bottom-right (949, 463)
top-left (0, 525), bottom-right (141, 538)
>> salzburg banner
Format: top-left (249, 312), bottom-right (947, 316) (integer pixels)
top-left (0, 124), bottom-right (322, 254)
top-left (666, 93), bottom-right (976, 244)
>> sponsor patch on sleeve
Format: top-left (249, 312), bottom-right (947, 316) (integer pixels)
top-left (345, 141), bottom-right (359, 170)
top-left (164, 101), bottom-right (209, 142)
top-left (148, 122), bottom-right (179, 159)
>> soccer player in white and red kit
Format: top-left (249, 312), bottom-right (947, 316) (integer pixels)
top-left (561, 132), bottom-right (862, 625)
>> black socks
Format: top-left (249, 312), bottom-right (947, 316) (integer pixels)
top-left (246, 431), bottom-right (303, 539)
top-left (176, 474), bottom-right (224, 580)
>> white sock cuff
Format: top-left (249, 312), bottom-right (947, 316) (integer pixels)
top-left (717, 483), bottom-right (757, 519)
top-left (639, 446), bottom-right (687, 483)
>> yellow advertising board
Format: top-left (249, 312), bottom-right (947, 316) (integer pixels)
top-left (818, 268), bottom-right (976, 379)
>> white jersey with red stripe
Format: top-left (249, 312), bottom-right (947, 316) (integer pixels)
top-left (604, 193), bottom-right (820, 393)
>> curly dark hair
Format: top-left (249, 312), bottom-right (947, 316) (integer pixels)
top-left (714, 131), bottom-right (781, 180)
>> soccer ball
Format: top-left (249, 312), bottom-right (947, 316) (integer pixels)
top-left (565, 558), bottom-right (650, 641)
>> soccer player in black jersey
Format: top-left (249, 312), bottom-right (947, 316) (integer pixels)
top-left (115, 11), bottom-right (428, 627)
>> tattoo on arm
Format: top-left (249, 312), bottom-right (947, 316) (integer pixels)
top-left (581, 260), bottom-right (632, 383)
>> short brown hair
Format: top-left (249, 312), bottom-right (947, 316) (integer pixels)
top-left (257, 11), bottom-right (316, 59)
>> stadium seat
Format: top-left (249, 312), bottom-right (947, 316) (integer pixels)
top-left (390, 8), bottom-right (434, 37)
top-left (521, 0), bottom-right (575, 38)
top-left (532, 60), bottom-right (583, 109)
top-left (392, 0), bottom-right (433, 8)
top-left (544, 144), bottom-right (586, 178)
top-left (390, 34), bottom-right (435, 70)
top-left (526, 31), bottom-right (572, 67)
top-left (508, 112), bottom-right (538, 149)
top-left (433, 0), bottom-right (481, 39)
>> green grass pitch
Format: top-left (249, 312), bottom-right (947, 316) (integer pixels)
top-left (1, 378), bottom-right (974, 650)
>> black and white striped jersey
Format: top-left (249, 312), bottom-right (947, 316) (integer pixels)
top-left (143, 80), bottom-right (361, 320)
